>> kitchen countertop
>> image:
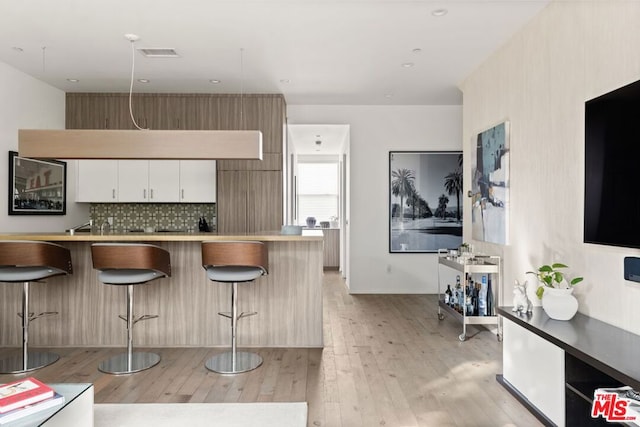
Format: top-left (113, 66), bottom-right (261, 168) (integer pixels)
top-left (0, 229), bottom-right (324, 242)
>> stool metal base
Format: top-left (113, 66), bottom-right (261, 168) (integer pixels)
top-left (98, 352), bottom-right (160, 375)
top-left (0, 351), bottom-right (59, 374)
top-left (205, 351), bottom-right (262, 374)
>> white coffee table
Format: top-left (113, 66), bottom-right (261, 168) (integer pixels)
top-left (4, 383), bottom-right (93, 427)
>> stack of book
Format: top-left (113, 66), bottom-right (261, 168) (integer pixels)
top-left (0, 378), bottom-right (65, 425)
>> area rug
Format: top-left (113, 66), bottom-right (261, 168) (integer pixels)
top-left (94, 402), bottom-right (307, 427)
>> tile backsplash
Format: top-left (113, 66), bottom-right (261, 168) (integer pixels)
top-left (90, 203), bottom-right (216, 232)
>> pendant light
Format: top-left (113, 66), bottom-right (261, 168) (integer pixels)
top-left (18, 35), bottom-right (262, 160)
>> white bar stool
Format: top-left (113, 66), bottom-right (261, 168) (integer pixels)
top-left (0, 240), bottom-right (72, 374)
top-left (201, 241), bottom-right (268, 374)
top-left (91, 243), bottom-right (171, 375)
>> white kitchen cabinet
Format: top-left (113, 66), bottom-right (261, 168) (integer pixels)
top-left (77, 160), bottom-right (210, 203)
top-left (118, 160), bottom-right (180, 203)
top-left (76, 160), bottom-right (118, 202)
top-left (149, 161), bottom-right (180, 202)
top-left (117, 160), bottom-right (148, 202)
top-left (179, 160), bottom-right (216, 203)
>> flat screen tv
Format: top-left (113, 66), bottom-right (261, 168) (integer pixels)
top-left (584, 78), bottom-right (640, 249)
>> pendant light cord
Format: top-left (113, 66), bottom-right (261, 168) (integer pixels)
top-left (240, 48), bottom-right (244, 130)
top-left (128, 39), bottom-right (147, 130)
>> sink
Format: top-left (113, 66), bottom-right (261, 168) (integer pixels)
top-left (66, 228), bottom-right (91, 234)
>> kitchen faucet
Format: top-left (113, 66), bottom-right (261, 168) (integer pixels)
top-left (100, 220), bottom-right (111, 235)
top-left (68, 219), bottom-right (93, 235)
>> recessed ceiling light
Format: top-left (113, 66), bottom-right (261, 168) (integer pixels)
top-left (66, 78), bottom-right (79, 83)
top-left (209, 79), bottom-right (221, 84)
top-left (280, 79), bottom-right (291, 84)
top-left (12, 47), bottom-right (23, 52)
top-left (432, 8), bottom-right (448, 17)
top-left (137, 79), bottom-right (150, 83)
top-left (412, 48), bottom-right (422, 54)
top-left (402, 62), bottom-right (414, 68)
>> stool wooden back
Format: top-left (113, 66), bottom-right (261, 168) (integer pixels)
top-left (201, 241), bottom-right (268, 274)
top-left (0, 240), bottom-right (72, 275)
top-left (91, 243), bottom-right (171, 277)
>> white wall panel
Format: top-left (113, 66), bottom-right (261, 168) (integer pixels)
top-left (288, 105), bottom-right (462, 294)
top-left (0, 61), bottom-right (88, 231)
top-left (460, 0), bottom-right (640, 333)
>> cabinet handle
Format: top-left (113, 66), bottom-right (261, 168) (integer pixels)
top-left (181, 189), bottom-right (184, 200)
top-left (105, 118), bottom-right (109, 129)
top-left (143, 189), bottom-right (147, 199)
top-left (150, 189), bottom-right (154, 199)
top-left (176, 118), bottom-right (180, 129)
top-left (112, 189), bottom-right (115, 199)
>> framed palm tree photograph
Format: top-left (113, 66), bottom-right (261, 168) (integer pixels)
top-left (389, 151), bottom-right (462, 253)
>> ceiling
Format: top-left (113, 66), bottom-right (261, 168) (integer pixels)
top-left (0, 0), bottom-right (550, 106)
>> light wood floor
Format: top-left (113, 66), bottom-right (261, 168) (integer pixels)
top-left (0, 271), bottom-right (542, 427)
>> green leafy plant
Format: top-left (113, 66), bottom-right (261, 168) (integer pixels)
top-left (526, 263), bottom-right (584, 299)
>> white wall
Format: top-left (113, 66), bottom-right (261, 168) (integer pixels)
top-left (0, 61), bottom-right (87, 232)
top-left (288, 105), bottom-right (462, 293)
top-left (460, 0), bottom-right (640, 333)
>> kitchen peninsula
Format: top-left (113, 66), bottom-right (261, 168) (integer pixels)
top-left (0, 231), bottom-right (323, 348)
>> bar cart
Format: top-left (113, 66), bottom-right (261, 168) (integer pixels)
top-left (437, 249), bottom-right (502, 341)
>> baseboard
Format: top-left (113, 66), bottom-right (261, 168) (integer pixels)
top-left (496, 374), bottom-right (557, 427)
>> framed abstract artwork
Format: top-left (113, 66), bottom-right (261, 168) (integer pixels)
top-left (8, 151), bottom-right (67, 215)
top-left (389, 151), bottom-right (463, 253)
top-left (470, 121), bottom-right (510, 245)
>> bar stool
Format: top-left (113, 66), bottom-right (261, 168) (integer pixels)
top-left (0, 240), bottom-right (72, 374)
top-left (91, 243), bottom-right (170, 375)
top-left (201, 241), bottom-right (268, 374)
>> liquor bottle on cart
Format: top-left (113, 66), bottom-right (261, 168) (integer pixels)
top-left (445, 285), bottom-right (452, 305)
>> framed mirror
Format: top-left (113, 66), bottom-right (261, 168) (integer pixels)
top-left (8, 151), bottom-right (67, 215)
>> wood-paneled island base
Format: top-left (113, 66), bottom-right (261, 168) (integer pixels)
top-left (0, 231), bottom-right (323, 348)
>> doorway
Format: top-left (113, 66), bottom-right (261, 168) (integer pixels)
top-left (286, 124), bottom-right (350, 283)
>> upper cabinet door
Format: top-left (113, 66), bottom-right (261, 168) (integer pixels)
top-left (149, 161), bottom-right (180, 202)
top-left (118, 160), bottom-right (149, 202)
top-left (67, 94), bottom-right (134, 130)
top-left (76, 160), bottom-right (118, 202)
top-left (179, 160), bottom-right (216, 203)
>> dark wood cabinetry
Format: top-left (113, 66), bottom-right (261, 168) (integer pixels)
top-left (216, 170), bottom-right (283, 234)
top-left (66, 93), bottom-right (286, 233)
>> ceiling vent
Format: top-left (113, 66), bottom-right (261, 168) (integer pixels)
top-left (137, 48), bottom-right (180, 58)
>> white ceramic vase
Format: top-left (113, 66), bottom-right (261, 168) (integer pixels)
top-left (541, 287), bottom-right (578, 321)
